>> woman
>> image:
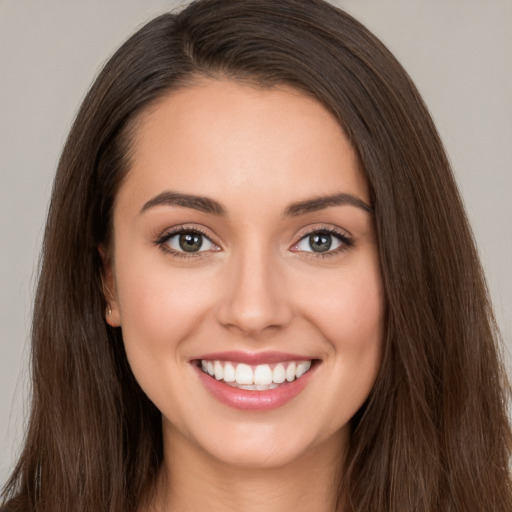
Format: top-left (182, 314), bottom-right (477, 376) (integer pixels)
top-left (2, 0), bottom-right (511, 510)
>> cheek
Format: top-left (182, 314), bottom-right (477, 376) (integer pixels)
top-left (120, 274), bottom-right (202, 322)
top-left (113, 258), bottom-right (221, 423)
top-left (299, 258), bottom-right (384, 351)
top-left (298, 257), bottom-right (384, 411)
top-left (113, 253), bottom-right (219, 367)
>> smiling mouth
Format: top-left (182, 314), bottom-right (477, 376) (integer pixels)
top-left (197, 359), bottom-right (315, 390)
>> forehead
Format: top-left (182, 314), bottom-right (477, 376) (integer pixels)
top-left (118, 79), bottom-right (368, 215)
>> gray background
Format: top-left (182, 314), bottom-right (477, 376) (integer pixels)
top-left (1, 0), bottom-right (511, 481)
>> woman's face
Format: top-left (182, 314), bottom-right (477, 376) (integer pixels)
top-left (106, 79), bottom-right (384, 468)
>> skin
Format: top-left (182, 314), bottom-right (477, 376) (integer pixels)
top-left (104, 79), bottom-right (384, 512)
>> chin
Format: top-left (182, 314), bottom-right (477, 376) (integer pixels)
top-left (175, 416), bottom-right (348, 471)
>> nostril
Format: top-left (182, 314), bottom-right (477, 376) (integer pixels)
top-left (216, 297), bottom-right (294, 337)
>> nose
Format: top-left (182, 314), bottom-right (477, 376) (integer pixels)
top-left (215, 246), bottom-right (293, 338)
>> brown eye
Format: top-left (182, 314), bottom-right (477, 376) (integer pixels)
top-left (164, 230), bottom-right (215, 253)
top-left (292, 228), bottom-right (353, 256)
top-left (308, 233), bottom-right (332, 252)
top-left (296, 231), bottom-right (342, 253)
top-left (179, 233), bottom-right (203, 252)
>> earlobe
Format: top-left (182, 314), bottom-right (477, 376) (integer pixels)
top-left (105, 300), bottom-right (121, 327)
top-left (98, 246), bottom-right (121, 327)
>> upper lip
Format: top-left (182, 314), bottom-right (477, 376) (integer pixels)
top-left (192, 351), bottom-right (315, 365)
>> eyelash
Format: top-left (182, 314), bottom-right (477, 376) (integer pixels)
top-left (155, 225), bottom-right (216, 260)
top-left (155, 225), bottom-right (354, 260)
top-left (292, 226), bottom-right (354, 259)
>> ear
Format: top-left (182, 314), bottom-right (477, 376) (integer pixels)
top-left (98, 246), bottom-right (121, 327)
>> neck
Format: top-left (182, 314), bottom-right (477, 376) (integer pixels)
top-left (150, 424), bottom-right (348, 512)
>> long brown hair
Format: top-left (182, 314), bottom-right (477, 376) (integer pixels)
top-left (2, 1), bottom-right (511, 510)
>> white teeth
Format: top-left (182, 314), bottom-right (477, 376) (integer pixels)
top-left (254, 364), bottom-right (273, 385)
top-left (255, 383), bottom-right (278, 390)
top-left (235, 363), bottom-right (253, 385)
top-left (200, 359), bottom-right (314, 387)
top-left (223, 362), bottom-right (236, 382)
top-left (295, 361), bottom-right (311, 378)
top-left (273, 363), bottom-right (286, 384)
top-left (226, 383), bottom-right (280, 390)
top-left (286, 362), bottom-right (296, 382)
top-left (214, 361), bottom-right (223, 380)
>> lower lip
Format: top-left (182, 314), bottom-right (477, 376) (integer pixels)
top-left (194, 363), bottom-right (317, 411)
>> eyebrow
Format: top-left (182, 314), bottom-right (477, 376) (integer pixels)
top-left (141, 191), bottom-right (226, 216)
top-left (283, 193), bottom-right (373, 216)
top-left (140, 190), bottom-right (373, 217)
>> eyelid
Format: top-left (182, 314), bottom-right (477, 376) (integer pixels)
top-left (293, 223), bottom-right (352, 241)
top-left (155, 224), bottom-right (222, 257)
top-left (153, 223), bottom-right (353, 259)
top-left (289, 224), bottom-right (354, 255)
